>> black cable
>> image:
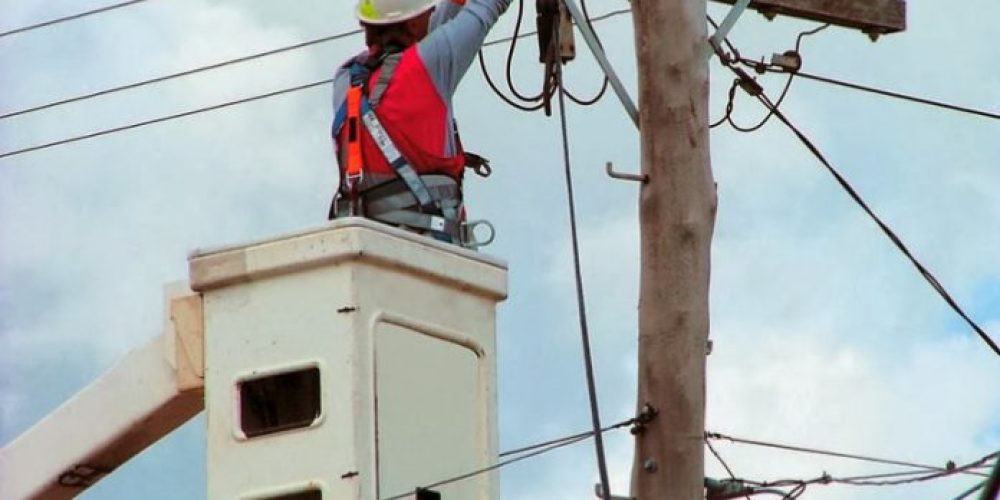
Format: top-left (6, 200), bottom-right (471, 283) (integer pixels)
top-left (707, 432), bottom-right (991, 478)
top-left (478, 50), bottom-right (546, 111)
top-left (0, 8), bottom-right (629, 121)
top-left (0, 79), bottom-right (331, 160)
top-left (0, 30), bottom-right (362, 120)
top-left (503, 0), bottom-right (546, 102)
top-left (562, 0), bottom-right (610, 106)
top-left (730, 452), bottom-right (998, 499)
top-left (0, 0), bottom-right (152, 39)
top-left (753, 87), bottom-right (1000, 357)
top-left (710, 22), bottom-right (827, 133)
top-left (952, 480), bottom-right (986, 500)
top-left (0, 10), bottom-right (633, 159)
top-left (499, 415), bottom-right (640, 458)
top-left (380, 415), bottom-right (641, 500)
top-left (793, 71), bottom-right (1000, 121)
top-left (708, 31), bottom-right (1000, 357)
top-left (554, 47), bottom-right (612, 500)
top-left (381, 434), bottom-right (592, 500)
top-left (705, 438), bottom-right (753, 500)
top-left (728, 24), bottom-right (999, 122)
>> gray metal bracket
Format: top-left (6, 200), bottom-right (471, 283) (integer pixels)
top-left (606, 161), bottom-right (647, 183)
top-left (703, 0), bottom-right (752, 59)
top-left (561, 0), bottom-right (639, 128)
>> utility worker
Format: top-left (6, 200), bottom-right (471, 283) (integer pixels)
top-left (329, 0), bottom-right (512, 246)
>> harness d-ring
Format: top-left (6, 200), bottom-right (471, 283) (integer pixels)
top-left (461, 219), bottom-right (496, 249)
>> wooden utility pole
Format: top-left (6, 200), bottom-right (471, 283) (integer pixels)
top-left (630, 0), bottom-right (716, 498)
top-left (626, 0), bottom-right (905, 498)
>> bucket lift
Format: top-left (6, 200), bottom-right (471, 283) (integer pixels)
top-left (0, 218), bottom-right (508, 499)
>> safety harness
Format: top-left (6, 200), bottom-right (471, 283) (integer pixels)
top-left (329, 47), bottom-right (493, 248)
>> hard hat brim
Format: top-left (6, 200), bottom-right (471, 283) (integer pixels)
top-left (356, 2), bottom-right (436, 25)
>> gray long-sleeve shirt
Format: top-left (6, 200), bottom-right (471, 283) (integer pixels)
top-left (333, 0), bottom-right (511, 157)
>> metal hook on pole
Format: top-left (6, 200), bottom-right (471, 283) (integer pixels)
top-left (605, 161), bottom-right (647, 183)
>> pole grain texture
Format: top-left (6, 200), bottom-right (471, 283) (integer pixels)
top-left (630, 0), bottom-right (716, 498)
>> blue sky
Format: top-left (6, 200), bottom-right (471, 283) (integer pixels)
top-left (1, 0), bottom-right (998, 498)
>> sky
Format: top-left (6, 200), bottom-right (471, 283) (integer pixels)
top-left (1, 0), bottom-right (998, 499)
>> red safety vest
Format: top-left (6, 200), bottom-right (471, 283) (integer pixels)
top-left (333, 46), bottom-right (466, 194)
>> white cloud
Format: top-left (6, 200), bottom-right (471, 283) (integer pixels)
top-left (2, 0), bottom-right (998, 499)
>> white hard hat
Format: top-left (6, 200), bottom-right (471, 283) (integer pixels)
top-left (356, 0), bottom-right (437, 25)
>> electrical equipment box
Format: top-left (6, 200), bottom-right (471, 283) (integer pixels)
top-left (189, 218), bottom-right (508, 500)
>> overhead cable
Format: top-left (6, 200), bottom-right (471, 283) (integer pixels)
top-left (553, 37), bottom-right (613, 500)
top-left (562, 0), bottom-right (611, 106)
top-left (380, 415), bottom-right (643, 500)
top-left (0, 9), bottom-right (631, 160)
top-left (0, 0), bottom-right (152, 39)
top-left (707, 17), bottom-right (826, 131)
top-left (707, 432), bottom-right (991, 478)
top-left (0, 30), bottom-right (361, 120)
top-left (705, 438), bottom-right (753, 500)
top-left (791, 70), bottom-right (1000, 121)
top-left (724, 451), bottom-right (998, 499)
top-left (712, 40), bottom-right (1000, 357)
top-left (478, 6), bottom-right (629, 112)
top-left (0, 79), bottom-right (331, 160)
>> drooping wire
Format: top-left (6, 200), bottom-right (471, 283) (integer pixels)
top-left (478, 51), bottom-right (546, 111)
top-left (478, 2), bottom-right (624, 112)
top-left (562, 0), bottom-right (610, 106)
top-left (553, 29), bottom-right (612, 500)
top-left (707, 18), bottom-right (827, 132)
top-left (0, 0), bottom-right (152, 39)
top-left (503, 0), bottom-right (546, 102)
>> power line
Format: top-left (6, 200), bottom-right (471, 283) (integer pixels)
top-left (705, 438), bottom-right (753, 500)
top-left (711, 43), bottom-right (1000, 358)
top-left (707, 432), bottom-right (991, 478)
top-left (381, 434), bottom-right (591, 500)
top-left (731, 451), bottom-right (998, 499)
top-left (731, 51), bottom-right (999, 122)
top-left (791, 70), bottom-right (1000, 121)
top-left (0, 10), bottom-right (631, 160)
top-left (380, 415), bottom-right (642, 500)
top-left (0, 30), bottom-right (361, 120)
top-left (0, 0), bottom-right (152, 39)
top-left (553, 40), bottom-right (612, 500)
top-left (0, 79), bottom-right (331, 160)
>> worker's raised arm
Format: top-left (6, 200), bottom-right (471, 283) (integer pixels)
top-left (428, 0), bottom-right (465, 29)
top-left (418, 0), bottom-right (512, 99)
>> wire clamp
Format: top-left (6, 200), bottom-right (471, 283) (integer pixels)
top-left (630, 402), bottom-right (659, 435)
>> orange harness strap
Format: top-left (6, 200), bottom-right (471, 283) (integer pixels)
top-left (344, 85), bottom-right (364, 189)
